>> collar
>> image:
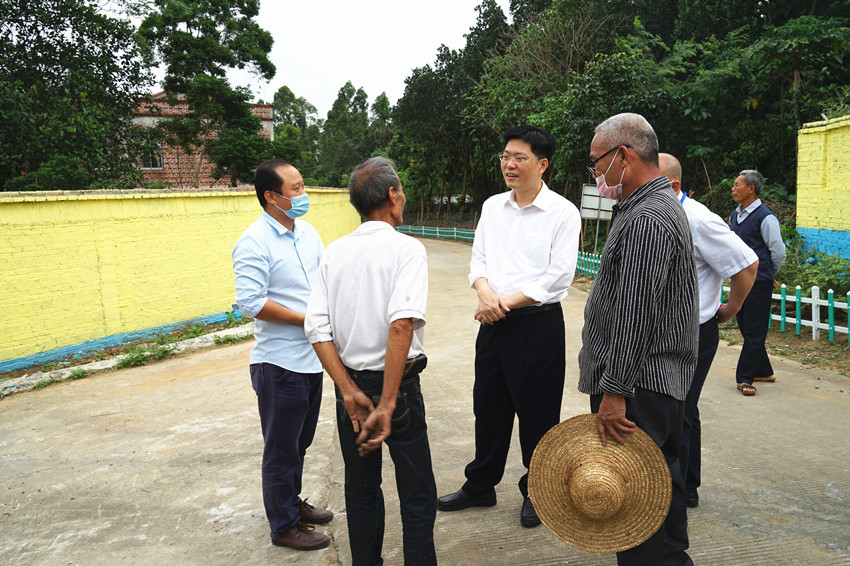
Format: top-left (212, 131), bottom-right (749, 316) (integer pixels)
top-left (735, 198), bottom-right (762, 215)
top-left (355, 220), bottom-right (396, 233)
top-left (613, 176), bottom-right (672, 212)
top-left (261, 210), bottom-right (295, 237)
top-left (505, 181), bottom-right (554, 211)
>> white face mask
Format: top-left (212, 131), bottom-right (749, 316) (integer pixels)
top-left (595, 151), bottom-right (625, 200)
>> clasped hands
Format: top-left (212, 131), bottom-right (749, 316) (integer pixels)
top-left (474, 287), bottom-right (510, 325)
top-left (342, 389), bottom-right (393, 457)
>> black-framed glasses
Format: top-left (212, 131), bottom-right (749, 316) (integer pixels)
top-left (586, 144), bottom-right (630, 177)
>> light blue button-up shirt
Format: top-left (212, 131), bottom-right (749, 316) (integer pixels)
top-left (232, 212), bottom-right (323, 373)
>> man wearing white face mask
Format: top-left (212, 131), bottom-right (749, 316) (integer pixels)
top-left (232, 160), bottom-right (332, 552)
top-left (579, 114), bottom-right (698, 566)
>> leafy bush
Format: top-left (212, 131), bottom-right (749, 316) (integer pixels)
top-left (779, 236), bottom-right (850, 297)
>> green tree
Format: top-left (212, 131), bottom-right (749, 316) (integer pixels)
top-left (0, 0), bottom-right (154, 190)
top-left (314, 81), bottom-right (372, 187)
top-left (138, 0), bottom-right (275, 186)
top-left (272, 85), bottom-right (320, 177)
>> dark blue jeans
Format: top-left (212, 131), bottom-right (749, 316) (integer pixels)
top-left (335, 368), bottom-right (437, 566)
top-left (680, 318), bottom-right (719, 494)
top-left (250, 363), bottom-right (323, 536)
top-left (591, 388), bottom-right (693, 566)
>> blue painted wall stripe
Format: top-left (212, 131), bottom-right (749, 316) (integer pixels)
top-left (0, 312), bottom-right (233, 373)
top-left (797, 228), bottom-right (850, 259)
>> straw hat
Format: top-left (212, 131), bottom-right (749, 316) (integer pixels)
top-left (528, 413), bottom-right (671, 553)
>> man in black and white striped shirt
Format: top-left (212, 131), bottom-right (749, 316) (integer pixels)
top-left (578, 113), bottom-right (698, 566)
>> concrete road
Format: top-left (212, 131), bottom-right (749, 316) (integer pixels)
top-left (2, 238), bottom-right (849, 565)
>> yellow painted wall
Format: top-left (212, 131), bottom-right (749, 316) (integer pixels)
top-left (797, 115), bottom-right (850, 231)
top-left (0, 188), bottom-right (359, 363)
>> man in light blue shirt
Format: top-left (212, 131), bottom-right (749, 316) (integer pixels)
top-left (232, 159), bottom-right (332, 551)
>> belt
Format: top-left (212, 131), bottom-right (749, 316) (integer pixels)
top-left (503, 302), bottom-right (561, 320)
top-left (344, 354), bottom-right (428, 381)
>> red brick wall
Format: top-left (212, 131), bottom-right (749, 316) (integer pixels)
top-left (134, 94), bottom-right (274, 188)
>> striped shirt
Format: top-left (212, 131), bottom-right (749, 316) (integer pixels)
top-left (578, 176), bottom-right (698, 401)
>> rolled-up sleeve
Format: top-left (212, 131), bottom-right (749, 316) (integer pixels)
top-left (304, 259), bottom-right (333, 344)
top-left (232, 236), bottom-right (269, 318)
top-left (468, 223), bottom-right (488, 288)
top-left (388, 246), bottom-right (428, 329)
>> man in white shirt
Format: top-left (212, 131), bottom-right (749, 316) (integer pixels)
top-left (730, 170), bottom-right (787, 395)
top-left (437, 126), bottom-right (581, 528)
top-left (660, 153), bottom-right (758, 510)
top-left (305, 156), bottom-right (437, 566)
top-left (232, 160), bottom-right (332, 552)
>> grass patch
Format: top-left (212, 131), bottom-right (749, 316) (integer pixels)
top-left (69, 369), bottom-right (88, 380)
top-left (114, 344), bottom-right (173, 369)
top-left (214, 333), bottom-right (253, 346)
top-left (33, 378), bottom-right (62, 390)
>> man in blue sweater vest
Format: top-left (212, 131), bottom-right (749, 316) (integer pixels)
top-left (729, 170), bottom-right (786, 396)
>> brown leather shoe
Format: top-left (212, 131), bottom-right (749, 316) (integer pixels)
top-left (300, 498), bottom-right (333, 524)
top-left (271, 522), bottom-right (329, 551)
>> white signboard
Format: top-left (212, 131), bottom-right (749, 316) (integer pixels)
top-left (580, 184), bottom-right (616, 220)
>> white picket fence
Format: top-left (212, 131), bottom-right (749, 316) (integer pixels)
top-left (722, 283), bottom-right (849, 344)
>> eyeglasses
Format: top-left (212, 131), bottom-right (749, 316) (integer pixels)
top-left (497, 153), bottom-right (535, 165)
top-left (586, 145), bottom-right (630, 177)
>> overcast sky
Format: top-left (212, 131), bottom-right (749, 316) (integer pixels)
top-left (222, 0), bottom-right (513, 119)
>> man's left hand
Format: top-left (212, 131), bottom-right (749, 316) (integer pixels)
top-left (715, 303), bottom-right (738, 323)
top-left (356, 406), bottom-right (392, 456)
top-left (596, 393), bottom-right (635, 446)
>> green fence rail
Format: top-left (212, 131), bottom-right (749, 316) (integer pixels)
top-left (722, 283), bottom-right (850, 344)
top-left (397, 225), bottom-right (602, 278)
top-left (400, 226), bottom-right (848, 343)
top-left (397, 225), bottom-right (476, 242)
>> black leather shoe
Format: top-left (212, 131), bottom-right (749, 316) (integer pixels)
top-left (686, 490), bottom-right (699, 508)
top-left (436, 488), bottom-right (496, 511)
top-left (521, 497), bottom-right (541, 527)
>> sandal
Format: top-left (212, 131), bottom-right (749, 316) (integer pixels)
top-left (737, 383), bottom-right (756, 396)
top-left (753, 375), bottom-right (776, 382)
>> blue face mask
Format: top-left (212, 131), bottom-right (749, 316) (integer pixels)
top-left (271, 193), bottom-right (310, 219)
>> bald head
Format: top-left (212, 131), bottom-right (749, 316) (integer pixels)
top-left (659, 153), bottom-right (682, 195)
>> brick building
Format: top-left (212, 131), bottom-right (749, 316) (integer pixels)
top-left (132, 92), bottom-right (274, 188)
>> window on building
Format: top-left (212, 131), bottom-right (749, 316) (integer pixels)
top-left (140, 147), bottom-right (164, 169)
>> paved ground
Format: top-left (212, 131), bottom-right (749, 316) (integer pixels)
top-left (2, 238), bottom-right (849, 565)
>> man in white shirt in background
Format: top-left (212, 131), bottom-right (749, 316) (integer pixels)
top-left (232, 160), bottom-right (332, 552)
top-left (437, 126), bottom-right (581, 528)
top-left (305, 156), bottom-right (437, 566)
top-left (660, 153), bottom-right (758, 511)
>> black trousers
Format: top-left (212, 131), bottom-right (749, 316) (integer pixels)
top-left (591, 389), bottom-right (693, 566)
top-left (462, 305), bottom-right (565, 499)
top-left (735, 280), bottom-right (775, 384)
top-left (680, 318), bottom-right (720, 494)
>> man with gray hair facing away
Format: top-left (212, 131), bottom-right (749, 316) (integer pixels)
top-left (660, 153), bottom-right (758, 509)
top-left (580, 113), bottom-right (698, 565)
top-left (730, 169), bottom-right (786, 396)
top-left (305, 156), bottom-right (437, 565)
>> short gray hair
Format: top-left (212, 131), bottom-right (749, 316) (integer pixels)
top-left (349, 156), bottom-right (401, 217)
top-left (594, 113), bottom-right (659, 165)
top-left (738, 169), bottom-right (764, 195)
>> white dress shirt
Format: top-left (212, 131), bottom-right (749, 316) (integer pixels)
top-left (682, 195), bottom-right (758, 324)
top-left (734, 198), bottom-right (787, 273)
top-left (468, 182), bottom-right (581, 304)
top-left (305, 221), bottom-right (427, 371)
top-left (232, 212), bottom-right (324, 372)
